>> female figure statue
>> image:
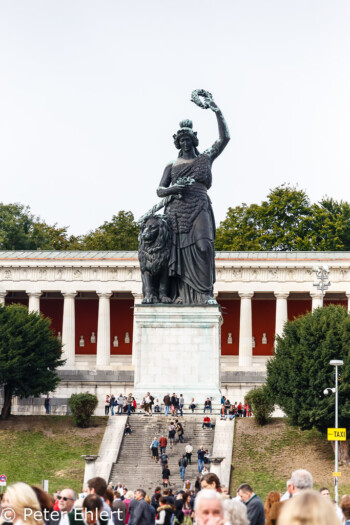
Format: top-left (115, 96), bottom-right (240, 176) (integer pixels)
top-left (157, 91), bottom-right (230, 304)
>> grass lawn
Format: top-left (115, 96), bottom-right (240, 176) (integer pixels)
top-left (231, 417), bottom-right (350, 501)
top-left (0, 415), bottom-right (107, 494)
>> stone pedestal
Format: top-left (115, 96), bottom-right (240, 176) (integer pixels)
top-left (132, 305), bottom-right (222, 402)
top-left (209, 456), bottom-right (225, 480)
top-left (81, 454), bottom-right (99, 490)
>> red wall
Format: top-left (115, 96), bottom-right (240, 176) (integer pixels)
top-left (219, 298), bottom-right (276, 356)
top-left (75, 299), bottom-right (98, 355)
top-left (7, 294), bottom-right (348, 359)
top-left (288, 300), bottom-right (312, 321)
top-left (218, 299), bottom-right (240, 355)
top-left (324, 299), bottom-right (347, 307)
top-left (110, 299), bottom-right (134, 355)
top-left (40, 298), bottom-right (63, 336)
top-left (73, 298), bottom-right (134, 355)
top-left (5, 297), bottom-right (28, 307)
top-left (252, 299), bottom-right (276, 356)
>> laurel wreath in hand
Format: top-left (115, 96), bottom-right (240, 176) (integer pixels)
top-left (191, 89), bottom-right (214, 109)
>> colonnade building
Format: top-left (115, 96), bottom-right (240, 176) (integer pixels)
top-left (1, 250), bottom-right (348, 413)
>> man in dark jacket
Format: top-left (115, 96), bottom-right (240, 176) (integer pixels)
top-left (160, 451), bottom-right (169, 468)
top-left (171, 393), bottom-right (178, 415)
top-left (133, 489), bottom-right (151, 525)
top-left (203, 398), bottom-right (212, 414)
top-left (112, 491), bottom-right (127, 525)
top-left (163, 394), bottom-right (171, 416)
top-left (178, 455), bottom-right (188, 481)
top-left (197, 446), bottom-right (208, 473)
top-left (128, 498), bottom-right (138, 525)
top-left (238, 484), bottom-right (265, 525)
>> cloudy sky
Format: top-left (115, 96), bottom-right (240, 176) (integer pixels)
top-left (1, 1), bottom-right (350, 235)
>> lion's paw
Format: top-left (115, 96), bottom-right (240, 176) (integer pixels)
top-left (161, 296), bottom-right (173, 304)
top-left (142, 295), bottom-right (154, 304)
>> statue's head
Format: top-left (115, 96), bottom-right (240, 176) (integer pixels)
top-left (173, 120), bottom-right (199, 156)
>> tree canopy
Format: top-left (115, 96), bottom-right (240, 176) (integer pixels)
top-left (266, 305), bottom-right (350, 433)
top-left (3, 185), bottom-right (350, 251)
top-left (215, 185), bottom-right (350, 251)
top-left (0, 203), bottom-right (78, 250)
top-left (0, 304), bottom-right (64, 418)
top-left (80, 210), bottom-right (139, 251)
top-left (0, 203), bottom-right (139, 251)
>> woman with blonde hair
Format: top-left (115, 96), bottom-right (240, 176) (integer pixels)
top-left (124, 490), bottom-right (134, 525)
top-left (277, 490), bottom-right (338, 525)
top-left (2, 482), bottom-right (43, 525)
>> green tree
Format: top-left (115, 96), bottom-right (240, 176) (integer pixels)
top-left (0, 304), bottom-right (64, 418)
top-left (215, 204), bottom-right (262, 251)
top-left (245, 386), bottom-right (274, 426)
top-left (0, 203), bottom-right (74, 250)
top-left (216, 185), bottom-right (313, 251)
top-left (308, 198), bottom-right (350, 251)
top-left (31, 222), bottom-right (80, 250)
top-left (266, 305), bottom-right (350, 433)
top-left (215, 184), bottom-right (350, 252)
top-left (68, 393), bottom-right (98, 427)
top-left (258, 185), bottom-right (312, 250)
top-left (80, 211), bottom-right (139, 250)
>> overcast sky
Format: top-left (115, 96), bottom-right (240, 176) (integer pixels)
top-left (1, 1), bottom-right (350, 235)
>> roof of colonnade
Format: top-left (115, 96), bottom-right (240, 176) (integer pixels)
top-left (0, 251), bottom-right (349, 261)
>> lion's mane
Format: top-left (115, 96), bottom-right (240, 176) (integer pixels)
top-left (138, 216), bottom-right (172, 275)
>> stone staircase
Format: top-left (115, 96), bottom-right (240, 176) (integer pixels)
top-left (110, 415), bottom-right (215, 493)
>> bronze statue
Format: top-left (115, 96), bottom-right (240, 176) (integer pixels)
top-left (139, 89), bottom-right (230, 305)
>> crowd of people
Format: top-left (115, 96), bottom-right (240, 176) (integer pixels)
top-left (0, 469), bottom-right (348, 525)
top-left (105, 395), bottom-right (137, 416)
top-left (149, 431), bottom-right (211, 485)
top-left (105, 393), bottom-right (251, 419)
top-left (219, 398), bottom-right (251, 420)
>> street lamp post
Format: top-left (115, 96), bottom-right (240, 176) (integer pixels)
top-left (325, 359), bottom-right (343, 504)
top-left (313, 265), bottom-right (330, 306)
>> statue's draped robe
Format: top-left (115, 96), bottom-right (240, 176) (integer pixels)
top-left (165, 154), bottom-right (216, 304)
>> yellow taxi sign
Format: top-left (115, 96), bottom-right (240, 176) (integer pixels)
top-left (333, 472), bottom-right (342, 477)
top-left (327, 428), bottom-right (347, 441)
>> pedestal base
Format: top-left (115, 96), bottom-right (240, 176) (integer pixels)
top-left (132, 305), bottom-right (222, 403)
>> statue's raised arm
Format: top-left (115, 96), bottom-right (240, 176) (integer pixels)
top-left (191, 89), bottom-right (230, 162)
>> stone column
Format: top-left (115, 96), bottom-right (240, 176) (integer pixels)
top-left (0, 291), bottom-right (7, 305)
top-left (27, 291), bottom-right (42, 313)
top-left (96, 293), bottom-right (112, 367)
top-left (131, 292), bottom-right (143, 365)
top-left (61, 292), bottom-right (77, 369)
top-left (310, 292), bottom-right (323, 311)
top-left (346, 293), bottom-right (350, 313)
top-left (238, 292), bottom-right (254, 368)
top-left (274, 292), bottom-right (289, 339)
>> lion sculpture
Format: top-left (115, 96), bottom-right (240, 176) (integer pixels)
top-left (138, 215), bottom-right (172, 304)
